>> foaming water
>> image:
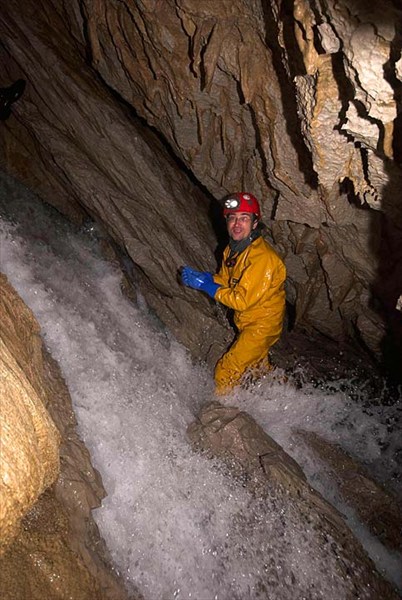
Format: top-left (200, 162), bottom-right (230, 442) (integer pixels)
top-left (228, 375), bottom-right (401, 497)
top-left (222, 378), bottom-right (402, 589)
top-left (0, 174), bottom-right (400, 598)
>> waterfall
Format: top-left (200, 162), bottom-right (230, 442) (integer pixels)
top-left (1, 173), bottom-right (400, 599)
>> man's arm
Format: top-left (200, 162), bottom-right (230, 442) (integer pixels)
top-left (213, 265), bottom-right (229, 287)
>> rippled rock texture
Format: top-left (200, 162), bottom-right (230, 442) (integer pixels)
top-left (0, 0), bottom-right (401, 367)
top-left (0, 274), bottom-right (60, 550)
top-left (0, 275), bottom-right (129, 599)
top-left (188, 401), bottom-right (400, 599)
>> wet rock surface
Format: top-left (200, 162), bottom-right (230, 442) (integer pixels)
top-left (0, 275), bottom-right (131, 600)
top-left (188, 401), bottom-right (400, 599)
top-left (295, 430), bottom-right (402, 553)
top-left (0, 274), bottom-right (61, 550)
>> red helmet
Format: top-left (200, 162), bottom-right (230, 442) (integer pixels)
top-left (223, 192), bottom-right (261, 220)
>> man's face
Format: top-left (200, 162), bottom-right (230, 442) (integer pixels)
top-left (226, 212), bottom-right (257, 242)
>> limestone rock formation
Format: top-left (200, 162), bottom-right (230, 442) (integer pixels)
top-left (188, 401), bottom-right (400, 599)
top-left (0, 274), bottom-right (60, 550)
top-left (0, 274), bottom-right (130, 599)
top-left (0, 0), bottom-right (401, 365)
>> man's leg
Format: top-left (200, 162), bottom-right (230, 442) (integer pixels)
top-left (214, 327), bottom-right (279, 395)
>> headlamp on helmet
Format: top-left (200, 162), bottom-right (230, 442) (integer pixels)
top-left (224, 197), bottom-right (240, 210)
top-left (223, 192), bottom-right (261, 220)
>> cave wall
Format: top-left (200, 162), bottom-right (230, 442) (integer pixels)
top-left (0, 274), bottom-right (60, 550)
top-left (0, 0), bottom-right (401, 362)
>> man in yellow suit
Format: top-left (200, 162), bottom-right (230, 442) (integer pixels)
top-left (182, 192), bottom-right (286, 395)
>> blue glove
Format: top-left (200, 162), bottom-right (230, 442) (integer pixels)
top-left (181, 266), bottom-right (220, 299)
top-left (181, 266), bottom-right (213, 289)
top-left (199, 279), bottom-right (220, 299)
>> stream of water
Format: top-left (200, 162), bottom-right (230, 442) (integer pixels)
top-left (1, 173), bottom-right (400, 599)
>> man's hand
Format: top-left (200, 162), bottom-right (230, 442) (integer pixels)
top-left (181, 266), bottom-right (220, 299)
top-left (181, 267), bottom-right (213, 289)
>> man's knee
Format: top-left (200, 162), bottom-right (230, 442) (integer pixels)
top-left (214, 352), bottom-right (242, 395)
top-left (213, 329), bottom-right (277, 394)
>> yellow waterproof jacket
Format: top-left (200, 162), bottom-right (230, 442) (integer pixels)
top-left (213, 236), bottom-right (286, 336)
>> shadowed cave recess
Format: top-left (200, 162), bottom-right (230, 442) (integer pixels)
top-left (0, 0), bottom-right (401, 599)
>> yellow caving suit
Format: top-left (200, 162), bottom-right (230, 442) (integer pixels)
top-left (213, 236), bottom-right (286, 395)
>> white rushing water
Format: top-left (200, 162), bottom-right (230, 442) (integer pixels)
top-left (1, 173), bottom-right (401, 599)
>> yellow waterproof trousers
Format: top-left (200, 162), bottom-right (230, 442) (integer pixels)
top-left (214, 327), bottom-right (279, 395)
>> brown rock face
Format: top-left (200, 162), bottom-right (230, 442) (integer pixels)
top-left (0, 274), bottom-right (60, 551)
top-left (188, 401), bottom-right (400, 600)
top-left (0, 275), bottom-right (130, 599)
top-left (0, 0), bottom-right (401, 366)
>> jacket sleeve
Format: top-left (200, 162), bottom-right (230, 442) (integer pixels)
top-left (215, 253), bottom-right (285, 312)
